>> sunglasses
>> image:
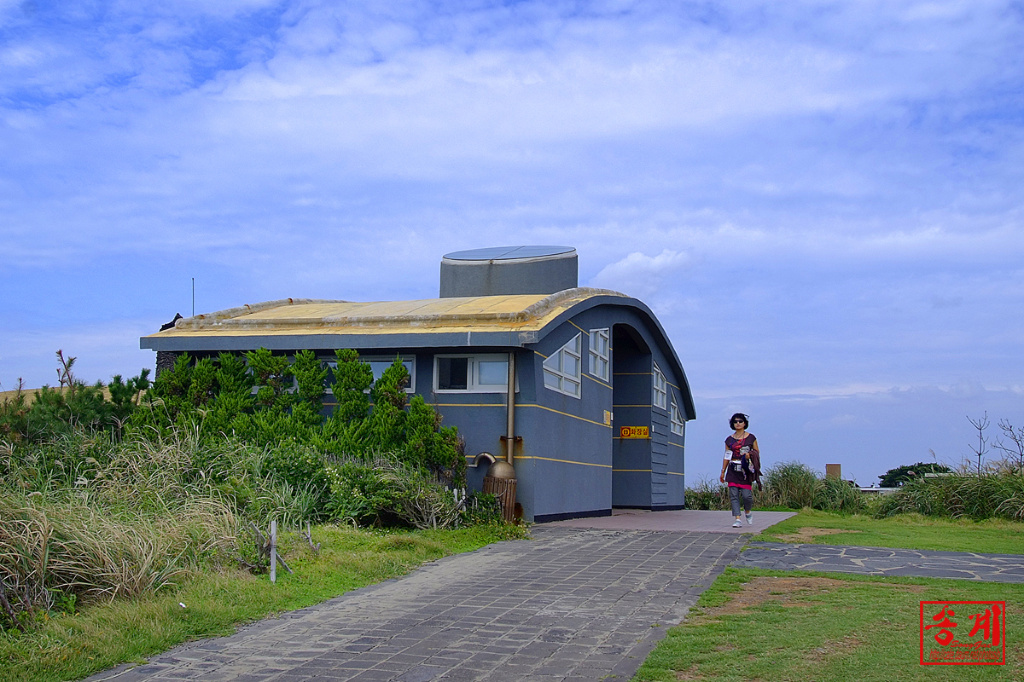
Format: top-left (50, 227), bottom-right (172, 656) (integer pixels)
top-left (731, 420), bottom-right (746, 425)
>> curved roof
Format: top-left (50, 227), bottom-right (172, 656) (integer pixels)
top-left (144, 288), bottom-right (625, 343)
top-left (141, 287), bottom-right (694, 417)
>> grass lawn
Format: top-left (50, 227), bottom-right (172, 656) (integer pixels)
top-left (0, 523), bottom-right (525, 682)
top-left (636, 511), bottom-right (1024, 680)
top-left (634, 567), bottom-right (1023, 681)
top-left (753, 508), bottom-right (1024, 555)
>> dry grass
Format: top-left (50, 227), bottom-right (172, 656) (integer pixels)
top-left (772, 527), bottom-right (863, 543)
top-left (0, 386), bottom-right (113, 406)
top-left (689, 576), bottom-right (926, 621)
top-left (0, 492), bottom-right (238, 627)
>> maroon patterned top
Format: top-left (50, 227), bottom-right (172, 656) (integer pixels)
top-left (724, 433), bottom-right (760, 488)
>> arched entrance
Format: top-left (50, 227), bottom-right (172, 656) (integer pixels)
top-left (611, 324), bottom-right (654, 508)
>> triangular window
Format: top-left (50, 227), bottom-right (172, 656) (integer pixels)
top-left (543, 333), bottom-right (582, 398)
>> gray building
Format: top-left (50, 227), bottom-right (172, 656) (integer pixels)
top-left (141, 246), bottom-right (695, 522)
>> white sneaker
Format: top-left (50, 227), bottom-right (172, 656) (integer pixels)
top-left (746, 513), bottom-right (754, 525)
top-left (732, 520), bottom-right (743, 528)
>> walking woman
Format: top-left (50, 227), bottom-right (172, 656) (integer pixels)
top-left (719, 413), bottom-right (761, 527)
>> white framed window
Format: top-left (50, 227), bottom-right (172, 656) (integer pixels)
top-left (434, 354), bottom-right (509, 393)
top-left (543, 333), bottom-right (582, 398)
top-left (326, 356), bottom-right (415, 393)
top-left (671, 399), bottom-right (685, 436)
top-left (589, 328), bottom-right (610, 382)
top-left (652, 362), bottom-right (667, 410)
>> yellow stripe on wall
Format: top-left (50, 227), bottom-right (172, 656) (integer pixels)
top-left (515, 455), bottom-right (612, 468)
top-left (517, 403), bottom-right (612, 429)
top-left (425, 400), bottom-right (610, 428)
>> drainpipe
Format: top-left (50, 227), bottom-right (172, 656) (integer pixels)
top-left (506, 351), bottom-right (516, 465)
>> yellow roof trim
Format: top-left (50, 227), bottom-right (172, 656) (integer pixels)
top-left (145, 288), bottom-right (628, 339)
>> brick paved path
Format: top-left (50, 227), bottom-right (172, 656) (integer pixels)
top-left (85, 517), bottom-right (1024, 682)
top-left (87, 527), bottom-right (745, 682)
top-left (734, 541), bottom-right (1024, 583)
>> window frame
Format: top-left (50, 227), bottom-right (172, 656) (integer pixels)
top-left (543, 333), bottom-right (583, 399)
top-left (671, 398), bottom-right (686, 436)
top-left (588, 327), bottom-right (610, 382)
top-left (433, 354), bottom-right (511, 394)
top-left (652, 361), bottom-right (667, 410)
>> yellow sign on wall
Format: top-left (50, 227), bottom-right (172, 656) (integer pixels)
top-left (619, 426), bottom-right (649, 439)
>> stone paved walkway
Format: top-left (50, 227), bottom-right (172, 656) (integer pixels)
top-left (84, 513), bottom-right (1024, 682)
top-left (734, 541), bottom-right (1024, 583)
top-left (87, 527), bottom-right (745, 682)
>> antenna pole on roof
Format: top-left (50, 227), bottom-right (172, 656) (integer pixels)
top-left (192, 278), bottom-right (195, 317)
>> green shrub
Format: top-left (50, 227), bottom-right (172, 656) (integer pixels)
top-left (129, 349), bottom-right (466, 491)
top-left (325, 456), bottom-right (466, 530)
top-left (461, 492), bottom-right (503, 525)
top-left (877, 462), bottom-right (952, 487)
top-left (264, 440), bottom-right (331, 510)
top-left (323, 459), bottom-right (394, 525)
top-left (0, 382), bottom-right (30, 444)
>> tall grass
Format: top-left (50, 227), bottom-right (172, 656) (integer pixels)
top-left (761, 461), bottom-right (820, 509)
top-left (685, 462), bottom-right (866, 514)
top-left (0, 430), bottom-right (324, 632)
top-left (685, 461), bottom-right (1024, 522)
top-left (1, 429), bottom-right (323, 523)
top-left (681, 477), bottom-right (731, 510)
top-left (876, 473), bottom-right (1024, 521)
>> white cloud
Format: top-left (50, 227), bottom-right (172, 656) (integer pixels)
top-left (590, 249), bottom-right (692, 299)
top-left (2, 1), bottom-right (1023, 483)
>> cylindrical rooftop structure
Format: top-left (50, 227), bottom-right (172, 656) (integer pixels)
top-left (440, 245), bottom-right (578, 298)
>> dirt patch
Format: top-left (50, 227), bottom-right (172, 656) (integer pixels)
top-left (773, 527), bottom-right (862, 543)
top-left (674, 664), bottom-right (704, 680)
top-left (692, 576), bottom-right (927, 619)
top-left (696, 576), bottom-right (852, 618)
top-left (806, 633), bottom-right (864, 662)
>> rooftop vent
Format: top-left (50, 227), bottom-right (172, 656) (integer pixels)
top-left (440, 246), bottom-right (578, 298)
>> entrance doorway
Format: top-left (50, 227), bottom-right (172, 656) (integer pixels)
top-left (611, 324), bottom-right (653, 508)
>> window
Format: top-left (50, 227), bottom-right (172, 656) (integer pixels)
top-left (434, 355), bottom-right (509, 393)
top-left (326, 356), bottom-right (415, 393)
top-left (671, 399), bottom-right (685, 436)
top-left (589, 328), bottom-right (610, 382)
top-left (437, 357), bottom-right (468, 390)
top-left (365, 357), bottom-right (416, 392)
top-left (543, 334), bottom-right (582, 398)
top-left (652, 362), bottom-right (667, 410)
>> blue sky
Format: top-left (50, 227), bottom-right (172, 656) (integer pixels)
top-left (2, 1), bottom-right (1022, 485)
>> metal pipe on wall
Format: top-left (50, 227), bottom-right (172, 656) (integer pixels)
top-left (506, 352), bottom-right (516, 465)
